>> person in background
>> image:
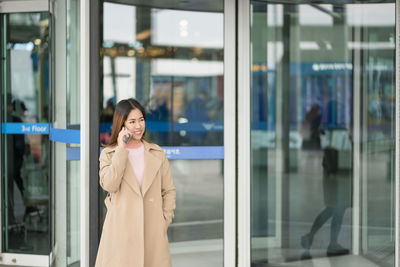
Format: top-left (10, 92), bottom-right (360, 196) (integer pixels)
top-left (185, 90), bottom-right (210, 145)
top-left (303, 103), bottom-right (322, 149)
top-left (6, 96), bottom-right (26, 226)
top-left (100, 98), bottom-right (116, 145)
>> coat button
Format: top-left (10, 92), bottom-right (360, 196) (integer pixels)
top-left (149, 198), bottom-right (154, 202)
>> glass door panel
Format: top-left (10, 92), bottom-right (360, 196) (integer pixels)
top-left (356, 4), bottom-right (396, 265)
top-left (0, 11), bottom-right (50, 257)
top-left (101, 2), bottom-right (224, 266)
top-left (250, 1), bottom-right (395, 266)
top-left (50, 0), bottom-right (81, 266)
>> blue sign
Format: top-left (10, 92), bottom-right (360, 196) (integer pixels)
top-left (174, 122), bottom-right (223, 132)
top-left (1, 123), bottom-right (49, 134)
top-left (252, 62), bottom-right (354, 75)
top-left (50, 128), bottom-right (80, 144)
top-left (100, 121), bottom-right (224, 133)
top-left (67, 146), bottom-right (224, 161)
top-left (67, 147), bottom-right (80, 161)
top-left (163, 146), bottom-right (224, 160)
top-left (2, 123), bottom-right (225, 160)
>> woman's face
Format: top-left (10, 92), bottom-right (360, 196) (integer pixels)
top-left (124, 108), bottom-right (145, 143)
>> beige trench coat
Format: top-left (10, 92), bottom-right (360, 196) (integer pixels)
top-left (95, 140), bottom-right (176, 267)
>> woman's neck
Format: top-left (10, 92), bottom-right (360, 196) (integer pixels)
top-left (126, 140), bottom-right (143, 149)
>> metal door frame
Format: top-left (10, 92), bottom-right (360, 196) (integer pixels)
top-left (224, 0), bottom-right (237, 266)
top-left (395, 1), bottom-right (400, 266)
top-left (87, 1), bottom-right (237, 267)
top-left (237, 0), bottom-right (251, 265)
top-left (0, 0), bottom-right (49, 13)
top-left (238, 1), bottom-right (400, 267)
top-left (0, 1), bottom-right (50, 266)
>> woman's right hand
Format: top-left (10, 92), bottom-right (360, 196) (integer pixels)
top-left (117, 126), bottom-right (131, 148)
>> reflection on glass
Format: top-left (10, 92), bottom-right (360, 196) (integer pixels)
top-left (52, 0), bottom-right (81, 265)
top-left (1, 12), bottom-right (50, 254)
top-left (101, 3), bottom-right (223, 147)
top-left (361, 4), bottom-right (395, 266)
top-left (101, 2), bottom-right (224, 266)
top-left (250, 1), bottom-right (395, 266)
top-left (67, 155), bottom-right (80, 265)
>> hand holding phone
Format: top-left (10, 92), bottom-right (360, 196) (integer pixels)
top-left (123, 132), bottom-right (131, 143)
top-left (118, 126), bottom-right (132, 147)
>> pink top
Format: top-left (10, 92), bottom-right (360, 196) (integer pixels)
top-left (126, 142), bottom-right (145, 189)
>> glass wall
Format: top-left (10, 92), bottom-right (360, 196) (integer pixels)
top-left (0, 11), bottom-right (50, 255)
top-left (359, 3), bottom-right (396, 265)
top-left (250, 1), bottom-right (395, 266)
top-left (51, 0), bottom-right (81, 266)
top-left (101, 2), bottom-right (224, 266)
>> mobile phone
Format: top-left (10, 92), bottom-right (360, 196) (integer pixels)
top-left (123, 133), bottom-right (131, 143)
top-left (122, 126), bottom-right (131, 144)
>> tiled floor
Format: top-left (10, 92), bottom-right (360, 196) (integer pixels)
top-left (169, 238), bottom-right (383, 267)
top-left (3, 151), bottom-right (395, 266)
top-left (172, 252), bottom-right (379, 267)
top-left (283, 255), bottom-right (380, 267)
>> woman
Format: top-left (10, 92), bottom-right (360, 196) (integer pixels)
top-left (95, 98), bottom-right (176, 267)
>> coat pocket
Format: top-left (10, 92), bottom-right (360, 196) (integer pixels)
top-left (163, 215), bottom-right (170, 234)
top-left (104, 193), bottom-right (112, 209)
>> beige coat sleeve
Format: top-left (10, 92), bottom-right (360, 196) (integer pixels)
top-left (99, 146), bottom-right (129, 193)
top-left (161, 154), bottom-right (176, 225)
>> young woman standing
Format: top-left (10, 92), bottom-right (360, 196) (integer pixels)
top-left (95, 98), bottom-right (176, 267)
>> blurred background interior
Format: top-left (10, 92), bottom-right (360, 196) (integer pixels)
top-left (0, 0), bottom-right (397, 266)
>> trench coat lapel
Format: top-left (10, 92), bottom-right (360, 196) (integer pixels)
top-left (123, 161), bottom-right (142, 196)
top-left (141, 141), bottom-right (162, 196)
top-left (106, 146), bottom-right (142, 196)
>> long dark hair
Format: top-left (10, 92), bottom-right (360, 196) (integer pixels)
top-left (105, 98), bottom-right (147, 147)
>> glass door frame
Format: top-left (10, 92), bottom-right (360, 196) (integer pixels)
top-left (395, 3), bottom-right (400, 267)
top-left (237, 1), bottom-right (400, 267)
top-left (237, 0), bottom-right (251, 265)
top-left (0, 0), bottom-right (51, 266)
top-left (224, 0), bottom-right (237, 266)
top-left (86, 1), bottom-right (237, 267)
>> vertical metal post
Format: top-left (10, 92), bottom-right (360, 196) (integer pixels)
top-left (395, 1), bottom-right (399, 266)
top-left (224, 0), bottom-right (237, 266)
top-left (238, 0), bottom-right (251, 266)
top-left (54, 0), bottom-right (68, 265)
top-left (0, 12), bottom-right (5, 256)
top-left (81, 0), bottom-right (90, 266)
top-left (275, 5), bottom-right (291, 249)
top-left (352, 8), bottom-right (363, 255)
